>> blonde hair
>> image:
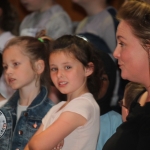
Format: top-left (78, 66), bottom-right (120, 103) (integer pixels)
top-left (124, 82), bottom-right (146, 109)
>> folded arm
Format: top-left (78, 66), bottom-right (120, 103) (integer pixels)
top-left (24, 111), bottom-right (87, 150)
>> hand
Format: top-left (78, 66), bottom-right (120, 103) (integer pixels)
top-left (52, 140), bottom-right (64, 150)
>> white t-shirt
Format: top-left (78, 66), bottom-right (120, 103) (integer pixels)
top-left (42, 93), bottom-right (100, 150)
top-left (17, 103), bottom-right (28, 121)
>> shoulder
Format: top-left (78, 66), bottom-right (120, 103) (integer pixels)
top-left (63, 93), bottom-right (99, 119)
top-left (67, 93), bottom-right (98, 108)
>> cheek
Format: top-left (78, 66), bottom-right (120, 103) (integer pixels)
top-left (3, 72), bottom-right (8, 80)
top-left (50, 73), bottom-right (55, 82)
top-left (2, 74), bottom-right (8, 84)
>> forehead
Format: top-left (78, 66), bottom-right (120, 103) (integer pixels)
top-left (50, 51), bottom-right (75, 60)
top-left (3, 45), bottom-right (22, 53)
top-left (116, 20), bottom-right (142, 44)
top-left (49, 51), bottom-right (81, 67)
top-left (117, 21), bottom-right (133, 38)
top-left (3, 45), bottom-right (26, 59)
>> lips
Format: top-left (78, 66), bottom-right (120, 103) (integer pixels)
top-left (118, 64), bottom-right (122, 67)
top-left (118, 61), bottom-right (123, 68)
top-left (59, 81), bottom-right (67, 86)
top-left (8, 78), bottom-right (15, 84)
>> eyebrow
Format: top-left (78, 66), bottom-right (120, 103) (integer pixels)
top-left (50, 62), bottom-right (71, 66)
top-left (2, 59), bottom-right (16, 64)
top-left (116, 35), bottom-right (126, 41)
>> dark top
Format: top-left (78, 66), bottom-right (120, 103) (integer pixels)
top-left (102, 102), bottom-right (150, 150)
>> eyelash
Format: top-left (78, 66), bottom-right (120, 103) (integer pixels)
top-left (3, 66), bottom-right (8, 70)
top-left (118, 42), bottom-right (124, 47)
top-left (13, 62), bottom-right (20, 66)
top-left (50, 66), bottom-right (72, 72)
top-left (50, 68), bottom-right (57, 72)
top-left (65, 66), bottom-right (71, 70)
top-left (3, 62), bottom-right (20, 70)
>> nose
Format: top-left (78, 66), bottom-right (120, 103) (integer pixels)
top-left (57, 69), bottom-right (63, 78)
top-left (5, 66), bottom-right (13, 75)
top-left (113, 45), bottom-right (120, 59)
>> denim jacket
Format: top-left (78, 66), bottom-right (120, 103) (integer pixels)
top-left (0, 86), bottom-right (54, 150)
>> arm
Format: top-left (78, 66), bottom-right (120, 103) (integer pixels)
top-left (24, 124), bottom-right (44, 150)
top-left (25, 111), bottom-right (87, 150)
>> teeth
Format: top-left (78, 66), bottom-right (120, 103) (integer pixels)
top-left (59, 82), bottom-right (67, 85)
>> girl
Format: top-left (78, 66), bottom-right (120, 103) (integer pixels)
top-left (0, 53), bottom-right (6, 102)
top-left (0, 0), bottom-right (20, 99)
top-left (25, 35), bottom-right (104, 150)
top-left (0, 34), bottom-right (54, 150)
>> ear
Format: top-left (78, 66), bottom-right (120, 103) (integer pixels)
top-left (35, 59), bottom-right (45, 74)
top-left (85, 62), bottom-right (94, 77)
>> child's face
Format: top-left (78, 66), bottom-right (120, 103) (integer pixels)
top-left (2, 45), bottom-right (37, 90)
top-left (98, 74), bottom-right (109, 99)
top-left (20, 0), bottom-right (50, 12)
top-left (49, 51), bottom-right (93, 98)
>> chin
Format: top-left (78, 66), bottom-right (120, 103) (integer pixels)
top-left (121, 73), bottom-right (128, 80)
top-left (121, 71), bottom-right (131, 80)
top-left (60, 91), bottom-right (67, 94)
top-left (11, 87), bottom-right (18, 90)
